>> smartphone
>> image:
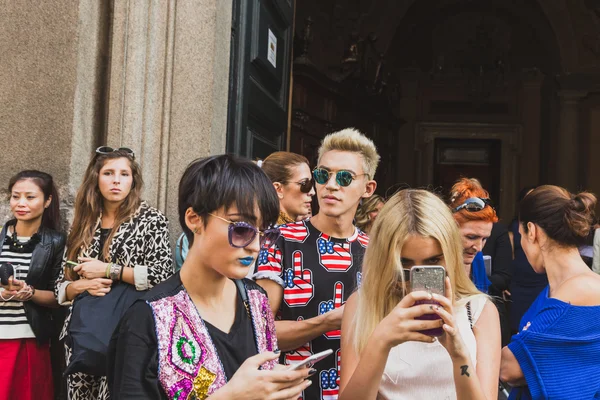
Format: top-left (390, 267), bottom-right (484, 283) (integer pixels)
top-left (65, 260), bottom-right (78, 269)
top-left (483, 255), bottom-right (492, 277)
top-left (286, 349), bottom-right (334, 371)
top-left (410, 266), bottom-right (446, 337)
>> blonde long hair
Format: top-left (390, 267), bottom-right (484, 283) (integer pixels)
top-left (351, 189), bottom-right (484, 353)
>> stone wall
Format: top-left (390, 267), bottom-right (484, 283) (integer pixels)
top-left (0, 0), bottom-right (231, 242)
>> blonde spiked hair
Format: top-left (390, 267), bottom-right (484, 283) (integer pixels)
top-left (351, 189), bottom-right (485, 353)
top-left (317, 128), bottom-right (380, 179)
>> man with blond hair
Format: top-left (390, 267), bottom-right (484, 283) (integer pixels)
top-left (255, 128), bottom-right (380, 399)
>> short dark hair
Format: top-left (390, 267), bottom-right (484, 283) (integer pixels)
top-left (8, 170), bottom-right (61, 231)
top-left (519, 185), bottom-right (597, 247)
top-left (178, 154), bottom-right (280, 245)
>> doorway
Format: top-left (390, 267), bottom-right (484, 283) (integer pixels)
top-left (434, 138), bottom-right (502, 211)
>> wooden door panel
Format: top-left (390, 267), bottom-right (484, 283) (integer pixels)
top-left (228, 0), bottom-right (294, 159)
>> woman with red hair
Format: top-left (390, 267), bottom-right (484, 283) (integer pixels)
top-left (448, 178), bottom-right (498, 292)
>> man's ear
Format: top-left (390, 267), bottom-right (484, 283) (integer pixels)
top-left (184, 207), bottom-right (204, 235)
top-left (273, 182), bottom-right (284, 199)
top-left (361, 179), bottom-right (377, 199)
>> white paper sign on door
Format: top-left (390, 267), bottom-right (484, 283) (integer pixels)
top-left (268, 29), bottom-right (277, 68)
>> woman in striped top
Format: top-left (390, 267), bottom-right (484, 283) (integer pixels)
top-left (0, 170), bottom-right (66, 400)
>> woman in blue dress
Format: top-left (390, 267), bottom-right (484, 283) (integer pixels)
top-left (500, 185), bottom-right (600, 400)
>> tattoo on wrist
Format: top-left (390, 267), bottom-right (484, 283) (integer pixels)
top-left (460, 365), bottom-right (470, 377)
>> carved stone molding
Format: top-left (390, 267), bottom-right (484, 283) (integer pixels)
top-left (415, 122), bottom-right (522, 218)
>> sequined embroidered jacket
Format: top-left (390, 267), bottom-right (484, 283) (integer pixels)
top-left (148, 278), bottom-right (278, 400)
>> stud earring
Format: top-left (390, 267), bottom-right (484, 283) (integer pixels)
top-left (193, 227), bottom-right (199, 234)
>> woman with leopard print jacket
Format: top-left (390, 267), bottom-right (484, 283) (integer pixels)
top-left (54, 146), bottom-right (173, 400)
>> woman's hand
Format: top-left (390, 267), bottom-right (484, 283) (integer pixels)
top-left (85, 278), bottom-right (113, 297)
top-left (216, 351), bottom-right (312, 400)
top-left (74, 257), bottom-right (109, 280)
top-left (69, 277), bottom-right (113, 297)
top-left (373, 290), bottom-right (442, 349)
top-left (433, 277), bottom-right (470, 361)
top-left (0, 277), bottom-right (33, 301)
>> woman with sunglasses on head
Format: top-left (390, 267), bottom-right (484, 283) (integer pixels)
top-left (0, 171), bottom-right (65, 400)
top-left (500, 186), bottom-right (600, 399)
top-left (259, 151), bottom-right (315, 225)
top-left (108, 155), bottom-right (312, 400)
top-left (339, 189), bottom-right (500, 400)
top-left (55, 146), bottom-right (173, 400)
top-left (448, 179), bottom-right (510, 293)
top-left (449, 178), bottom-right (512, 346)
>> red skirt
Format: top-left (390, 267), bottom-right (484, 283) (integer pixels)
top-left (0, 338), bottom-right (54, 400)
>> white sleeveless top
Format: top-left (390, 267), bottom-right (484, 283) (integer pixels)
top-left (377, 296), bottom-right (487, 400)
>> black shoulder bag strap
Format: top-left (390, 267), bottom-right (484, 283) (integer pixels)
top-left (234, 279), bottom-right (251, 318)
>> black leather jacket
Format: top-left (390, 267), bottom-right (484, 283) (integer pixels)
top-left (0, 221), bottom-right (66, 344)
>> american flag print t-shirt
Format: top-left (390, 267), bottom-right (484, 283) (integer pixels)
top-left (254, 219), bottom-right (368, 400)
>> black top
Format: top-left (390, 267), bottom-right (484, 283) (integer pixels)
top-left (108, 273), bottom-right (262, 400)
top-left (0, 221), bottom-right (66, 344)
top-left (204, 289), bottom-right (256, 380)
top-left (97, 228), bottom-right (111, 262)
top-left (255, 219), bottom-right (368, 399)
top-left (482, 222), bottom-right (513, 296)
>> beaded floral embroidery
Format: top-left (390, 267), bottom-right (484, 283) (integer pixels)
top-left (150, 284), bottom-right (278, 399)
top-left (150, 291), bottom-right (226, 400)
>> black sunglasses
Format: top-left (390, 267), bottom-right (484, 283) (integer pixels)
top-left (95, 146), bottom-right (136, 159)
top-left (313, 168), bottom-right (368, 187)
top-left (285, 178), bottom-right (314, 194)
top-left (209, 213), bottom-right (280, 248)
top-left (452, 197), bottom-right (492, 213)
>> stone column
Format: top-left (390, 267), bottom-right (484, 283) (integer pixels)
top-left (556, 90), bottom-right (587, 190)
top-left (105, 0), bottom-right (232, 240)
top-left (519, 69), bottom-right (544, 188)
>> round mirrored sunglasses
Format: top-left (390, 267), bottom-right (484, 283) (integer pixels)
top-left (312, 168), bottom-right (368, 187)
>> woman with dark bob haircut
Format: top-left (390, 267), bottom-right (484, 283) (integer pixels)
top-left (108, 154), bottom-right (313, 400)
top-left (500, 185), bottom-right (600, 400)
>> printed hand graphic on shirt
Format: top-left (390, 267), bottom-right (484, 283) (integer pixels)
top-left (283, 251), bottom-right (314, 307)
top-left (318, 282), bottom-right (344, 339)
top-left (257, 246), bottom-right (283, 275)
top-left (317, 236), bottom-right (353, 272)
top-left (284, 317), bottom-right (313, 368)
top-left (320, 349), bottom-right (341, 400)
top-left (279, 223), bottom-right (310, 243)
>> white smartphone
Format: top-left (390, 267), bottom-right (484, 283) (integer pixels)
top-left (286, 349), bottom-right (334, 371)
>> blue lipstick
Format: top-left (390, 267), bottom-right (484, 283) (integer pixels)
top-left (239, 257), bottom-right (255, 267)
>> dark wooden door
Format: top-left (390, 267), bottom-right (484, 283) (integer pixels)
top-left (433, 138), bottom-right (502, 213)
top-left (228, 0), bottom-right (295, 159)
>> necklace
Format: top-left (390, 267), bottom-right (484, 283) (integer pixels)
top-left (7, 225), bottom-right (40, 253)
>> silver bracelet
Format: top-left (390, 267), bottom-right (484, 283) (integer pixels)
top-left (109, 263), bottom-right (122, 280)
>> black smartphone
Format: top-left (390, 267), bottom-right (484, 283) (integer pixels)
top-left (410, 265), bottom-right (446, 337)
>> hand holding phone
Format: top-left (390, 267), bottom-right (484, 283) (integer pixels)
top-left (286, 349), bottom-right (334, 371)
top-left (410, 266), bottom-right (446, 337)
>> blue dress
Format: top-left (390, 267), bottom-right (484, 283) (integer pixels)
top-left (507, 286), bottom-right (600, 399)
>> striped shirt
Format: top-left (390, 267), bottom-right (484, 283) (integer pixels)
top-left (0, 234), bottom-right (35, 339)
